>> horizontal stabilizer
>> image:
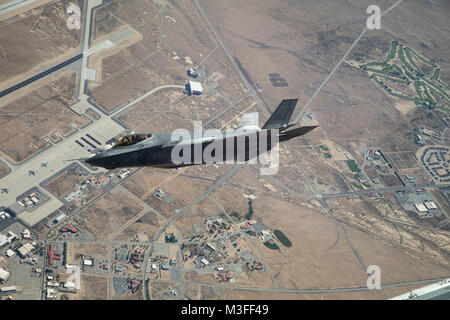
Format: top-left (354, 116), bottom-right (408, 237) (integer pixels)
top-left (262, 99), bottom-right (298, 131)
top-left (278, 125), bottom-right (318, 141)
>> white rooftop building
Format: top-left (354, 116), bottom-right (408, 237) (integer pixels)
top-left (22, 229), bottom-right (31, 239)
top-left (18, 243), bottom-right (34, 257)
top-left (5, 249), bottom-right (15, 257)
top-left (200, 258), bottom-right (209, 266)
top-left (0, 232), bottom-right (16, 248)
top-left (0, 267), bottom-right (10, 282)
top-left (46, 288), bottom-right (57, 299)
top-left (424, 201), bottom-right (437, 210)
top-left (83, 259), bottom-right (93, 266)
top-left (188, 81), bottom-right (203, 95)
top-left (64, 281), bottom-right (76, 289)
top-left (415, 203), bottom-right (428, 212)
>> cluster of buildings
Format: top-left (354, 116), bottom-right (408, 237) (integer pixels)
top-left (205, 217), bottom-right (231, 234)
top-left (181, 215), bottom-right (273, 285)
top-left (246, 261), bottom-right (264, 272)
top-left (5, 190), bottom-right (48, 217)
top-left (0, 226), bottom-right (39, 291)
top-left (395, 189), bottom-right (440, 218)
top-left (239, 219), bottom-right (274, 242)
top-left (44, 268), bottom-right (78, 300)
top-left (421, 147), bottom-right (450, 183)
top-left (17, 191), bottom-right (43, 209)
top-left (128, 247), bottom-right (145, 270)
top-left (215, 266), bottom-right (233, 283)
top-left (414, 201), bottom-right (438, 213)
top-left (149, 254), bottom-right (172, 275)
top-left (64, 185), bottom-right (86, 203)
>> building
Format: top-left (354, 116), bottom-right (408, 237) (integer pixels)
top-left (0, 267), bottom-right (10, 283)
top-left (0, 211), bottom-right (10, 219)
top-left (47, 281), bottom-right (59, 287)
top-left (188, 81), bottom-right (203, 95)
top-left (22, 229), bottom-right (31, 239)
top-left (200, 258), bottom-right (209, 266)
top-left (53, 213), bottom-right (67, 224)
top-left (0, 286), bottom-right (16, 292)
top-left (60, 225), bottom-right (79, 233)
top-left (83, 259), bottom-right (93, 266)
top-left (7, 231), bottom-right (17, 241)
top-left (187, 67), bottom-right (198, 78)
top-left (47, 244), bottom-right (61, 265)
top-left (205, 242), bottom-right (216, 252)
top-left (46, 288), bottom-right (57, 299)
top-left (5, 249), bottom-right (15, 257)
top-left (414, 203), bottom-right (428, 212)
top-left (64, 281), bottom-right (76, 290)
top-left (118, 169), bottom-right (130, 179)
top-left (424, 201), bottom-right (437, 210)
top-left (0, 231), bottom-right (16, 248)
top-left (0, 234), bottom-right (8, 248)
top-left (18, 243), bottom-right (34, 258)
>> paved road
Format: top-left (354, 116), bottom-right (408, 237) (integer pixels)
top-left (0, 54), bottom-right (83, 98)
top-left (77, 0), bottom-right (102, 98)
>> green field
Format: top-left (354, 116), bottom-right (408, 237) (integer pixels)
top-left (351, 182), bottom-right (363, 190)
top-left (319, 145), bottom-right (330, 152)
top-left (274, 230), bottom-right (292, 247)
top-left (359, 40), bottom-right (449, 112)
top-left (263, 241), bottom-right (280, 250)
top-left (346, 160), bottom-right (360, 173)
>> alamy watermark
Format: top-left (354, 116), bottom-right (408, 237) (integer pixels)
top-left (367, 5), bottom-right (381, 30)
top-left (67, 4), bottom-right (81, 30)
top-left (170, 121), bottom-right (280, 175)
top-left (366, 265), bottom-right (381, 289)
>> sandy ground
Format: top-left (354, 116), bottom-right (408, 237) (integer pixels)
top-left (66, 242), bottom-right (108, 265)
top-left (77, 189), bottom-right (145, 241)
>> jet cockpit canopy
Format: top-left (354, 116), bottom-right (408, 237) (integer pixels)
top-left (113, 133), bottom-right (151, 148)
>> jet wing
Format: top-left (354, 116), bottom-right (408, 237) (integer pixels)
top-left (262, 99), bottom-right (298, 131)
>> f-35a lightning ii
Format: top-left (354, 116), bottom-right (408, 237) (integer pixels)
top-left (83, 99), bottom-right (317, 170)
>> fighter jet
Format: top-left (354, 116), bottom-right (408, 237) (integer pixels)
top-left (28, 170), bottom-right (36, 176)
top-left (1, 188), bottom-right (7, 194)
top-left (84, 99), bottom-right (318, 170)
